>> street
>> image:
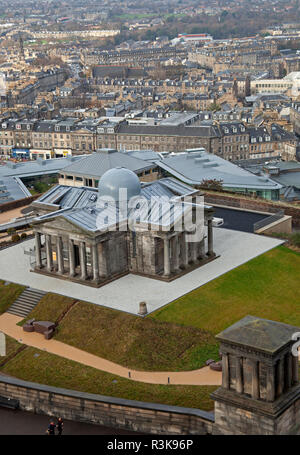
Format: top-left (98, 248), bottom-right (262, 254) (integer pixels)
top-left (0, 407), bottom-right (140, 435)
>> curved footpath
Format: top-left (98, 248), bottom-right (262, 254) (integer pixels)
top-left (0, 312), bottom-right (221, 386)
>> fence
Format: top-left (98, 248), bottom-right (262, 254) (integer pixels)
top-left (253, 210), bottom-right (285, 232)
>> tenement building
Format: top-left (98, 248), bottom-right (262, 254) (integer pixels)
top-left (30, 167), bottom-right (215, 287)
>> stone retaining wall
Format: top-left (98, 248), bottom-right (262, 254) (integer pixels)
top-left (0, 375), bottom-right (214, 435)
top-left (0, 195), bottom-right (40, 214)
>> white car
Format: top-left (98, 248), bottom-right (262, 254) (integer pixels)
top-left (212, 217), bottom-right (224, 227)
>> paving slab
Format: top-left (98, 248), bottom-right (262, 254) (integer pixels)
top-left (0, 228), bottom-right (283, 315)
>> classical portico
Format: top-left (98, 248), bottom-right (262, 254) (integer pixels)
top-left (31, 167), bottom-right (216, 287)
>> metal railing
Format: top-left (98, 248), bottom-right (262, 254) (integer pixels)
top-left (253, 210), bottom-right (285, 232)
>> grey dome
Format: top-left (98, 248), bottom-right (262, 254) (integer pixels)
top-left (98, 167), bottom-right (141, 202)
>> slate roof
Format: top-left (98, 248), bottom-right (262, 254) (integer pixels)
top-left (33, 177), bottom-right (201, 232)
top-left (0, 156), bottom-right (84, 207)
top-left (61, 149), bottom-right (155, 178)
top-left (0, 176), bottom-right (31, 204)
top-left (216, 315), bottom-right (300, 354)
top-left (126, 150), bottom-right (162, 162)
top-left (117, 123), bottom-right (220, 138)
top-left (155, 150), bottom-right (282, 191)
top-left (0, 156), bottom-right (84, 179)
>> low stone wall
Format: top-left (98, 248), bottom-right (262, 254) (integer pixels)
top-left (204, 192), bottom-right (300, 228)
top-left (0, 375), bottom-right (214, 435)
top-left (255, 216), bottom-right (292, 235)
top-left (0, 195), bottom-right (40, 214)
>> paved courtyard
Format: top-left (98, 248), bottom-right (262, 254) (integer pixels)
top-left (0, 229), bottom-right (283, 315)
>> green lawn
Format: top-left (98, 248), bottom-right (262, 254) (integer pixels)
top-left (0, 347), bottom-right (216, 411)
top-left (2, 245), bottom-right (298, 412)
top-left (54, 301), bottom-right (219, 371)
top-left (0, 281), bottom-right (26, 315)
top-left (0, 335), bottom-right (23, 367)
top-left (19, 293), bottom-right (76, 326)
top-left (21, 295), bottom-right (219, 371)
top-left (152, 246), bottom-right (300, 334)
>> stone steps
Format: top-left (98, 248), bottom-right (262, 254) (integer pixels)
top-left (7, 288), bottom-right (47, 318)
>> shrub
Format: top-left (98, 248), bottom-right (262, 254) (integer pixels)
top-left (7, 228), bottom-right (16, 235)
top-left (290, 232), bottom-right (300, 248)
top-left (11, 234), bottom-right (20, 243)
top-left (20, 233), bottom-right (27, 240)
top-left (199, 179), bottom-right (224, 191)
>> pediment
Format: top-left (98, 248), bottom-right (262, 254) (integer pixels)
top-left (40, 216), bottom-right (87, 235)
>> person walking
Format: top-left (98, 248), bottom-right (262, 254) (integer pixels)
top-left (56, 417), bottom-right (64, 435)
top-left (47, 421), bottom-right (56, 435)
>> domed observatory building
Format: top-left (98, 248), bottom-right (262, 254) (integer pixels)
top-left (31, 167), bottom-right (216, 286)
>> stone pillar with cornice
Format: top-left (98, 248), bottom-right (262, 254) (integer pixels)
top-left (211, 316), bottom-right (300, 435)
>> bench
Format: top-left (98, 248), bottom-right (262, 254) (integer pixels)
top-left (23, 320), bottom-right (55, 339)
top-left (0, 395), bottom-right (19, 410)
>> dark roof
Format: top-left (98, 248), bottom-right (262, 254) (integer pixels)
top-left (61, 149), bottom-right (154, 179)
top-left (117, 123), bottom-right (220, 138)
top-left (216, 315), bottom-right (300, 354)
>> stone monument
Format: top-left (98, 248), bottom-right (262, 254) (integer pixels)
top-left (211, 315), bottom-right (300, 435)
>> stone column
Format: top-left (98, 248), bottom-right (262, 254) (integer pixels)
top-left (207, 218), bottom-right (214, 256)
top-left (173, 235), bottom-right (180, 273)
top-left (284, 353), bottom-right (292, 390)
top-left (191, 240), bottom-right (198, 264)
top-left (56, 236), bottom-right (64, 275)
top-left (198, 238), bottom-right (206, 260)
top-left (292, 354), bottom-right (299, 385)
top-left (69, 239), bottom-right (75, 277)
top-left (99, 241), bottom-right (108, 279)
top-left (251, 360), bottom-right (260, 400)
top-left (79, 241), bottom-right (87, 280)
top-left (266, 364), bottom-right (276, 402)
top-left (45, 234), bottom-right (53, 272)
top-left (276, 357), bottom-right (284, 397)
top-left (222, 353), bottom-right (230, 390)
top-left (163, 237), bottom-right (171, 277)
top-left (92, 243), bottom-right (99, 282)
top-left (181, 233), bottom-right (189, 268)
top-left (235, 356), bottom-right (243, 394)
top-left (34, 232), bottom-right (42, 269)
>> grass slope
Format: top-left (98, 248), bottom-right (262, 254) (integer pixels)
top-left (0, 280), bottom-right (26, 315)
top-left (0, 335), bottom-right (23, 366)
top-left (54, 301), bottom-right (219, 371)
top-left (19, 293), bottom-right (76, 326)
top-left (152, 246), bottom-right (300, 334)
top-left (0, 347), bottom-right (216, 411)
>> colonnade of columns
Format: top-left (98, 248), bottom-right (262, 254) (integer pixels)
top-left (34, 232), bottom-right (108, 283)
top-left (162, 219), bottom-right (214, 277)
top-left (34, 218), bottom-right (214, 282)
top-left (221, 351), bottom-right (298, 403)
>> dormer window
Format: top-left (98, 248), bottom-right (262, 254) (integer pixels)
top-left (55, 126), bottom-right (60, 132)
